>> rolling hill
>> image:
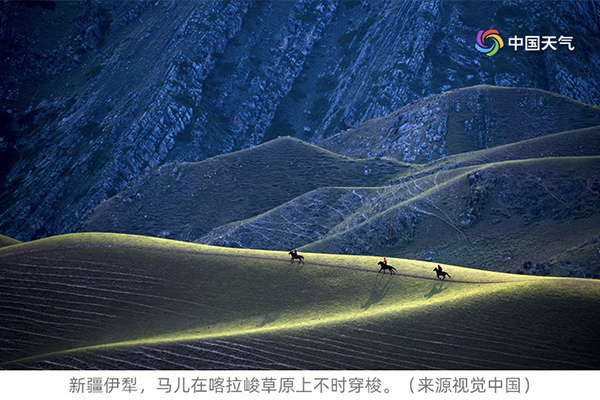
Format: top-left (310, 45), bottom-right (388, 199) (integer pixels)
top-left (317, 86), bottom-right (600, 163)
top-left (79, 86), bottom-right (600, 278)
top-left (0, 234), bottom-right (20, 248)
top-left (198, 128), bottom-right (600, 278)
top-left (1, 232), bottom-right (599, 370)
top-left (299, 156), bottom-right (600, 277)
top-left (83, 136), bottom-right (410, 242)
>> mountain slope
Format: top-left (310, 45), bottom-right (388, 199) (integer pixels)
top-left (3, 1), bottom-right (600, 242)
top-left (408, 125), bottom-right (600, 178)
top-left (1, 233), bottom-right (599, 369)
top-left (83, 137), bottom-right (409, 242)
top-left (197, 127), bottom-right (600, 250)
top-left (317, 86), bottom-right (600, 163)
top-left (199, 151), bottom-right (600, 278)
top-left (300, 156), bottom-right (600, 277)
top-left (0, 234), bottom-right (20, 248)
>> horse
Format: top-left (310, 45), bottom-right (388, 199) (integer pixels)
top-left (289, 250), bottom-right (304, 264)
top-left (433, 265), bottom-right (451, 280)
top-left (378, 261), bottom-right (397, 274)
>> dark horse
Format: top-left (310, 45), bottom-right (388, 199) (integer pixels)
top-left (433, 265), bottom-right (451, 280)
top-left (378, 261), bottom-right (397, 274)
top-left (289, 251), bottom-right (304, 264)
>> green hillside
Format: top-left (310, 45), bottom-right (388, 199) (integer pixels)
top-left (300, 156), bottom-right (600, 277)
top-left (83, 136), bottom-right (409, 242)
top-left (1, 232), bottom-right (599, 369)
top-left (0, 234), bottom-right (20, 248)
top-left (318, 86), bottom-right (600, 163)
top-left (198, 152), bottom-right (600, 278)
top-left (405, 125), bottom-right (600, 181)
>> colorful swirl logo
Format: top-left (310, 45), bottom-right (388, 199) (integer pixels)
top-left (476, 29), bottom-right (504, 56)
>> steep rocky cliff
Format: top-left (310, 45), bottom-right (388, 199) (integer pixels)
top-left (1, 0), bottom-right (599, 240)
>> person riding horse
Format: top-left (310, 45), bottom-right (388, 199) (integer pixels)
top-left (289, 250), bottom-right (304, 264)
top-left (378, 260), bottom-right (396, 274)
top-left (433, 265), bottom-right (451, 280)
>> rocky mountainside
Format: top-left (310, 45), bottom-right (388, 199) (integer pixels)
top-left (1, 0), bottom-right (600, 241)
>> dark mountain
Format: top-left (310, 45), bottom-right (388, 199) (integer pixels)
top-left (1, 0), bottom-right (600, 241)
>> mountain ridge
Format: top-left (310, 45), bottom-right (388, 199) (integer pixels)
top-left (83, 135), bottom-right (409, 242)
top-left (2, 1), bottom-right (600, 241)
top-left (317, 85), bottom-right (600, 163)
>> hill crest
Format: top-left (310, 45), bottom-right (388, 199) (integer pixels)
top-left (1, 232), bottom-right (599, 370)
top-left (318, 86), bottom-right (600, 163)
top-left (83, 136), bottom-right (409, 242)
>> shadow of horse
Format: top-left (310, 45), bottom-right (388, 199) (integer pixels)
top-left (257, 312), bottom-right (279, 328)
top-left (362, 272), bottom-right (394, 310)
top-left (424, 281), bottom-right (446, 298)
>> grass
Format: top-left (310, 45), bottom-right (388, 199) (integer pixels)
top-left (318, 85), bottom-right (600, 162)
top-left (0, 235), bottom-right (21, 248)
top-left (299, 156), bottom-right (600, 276)
top-left (410, 125), bottom-right (600, 179)
top-left (83, 137), bottom-right (411, 241)
top-left (1, 232), bottom-right (599, 369)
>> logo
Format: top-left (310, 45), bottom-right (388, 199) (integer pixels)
top-left (476, 29), bottom-right (504, 56)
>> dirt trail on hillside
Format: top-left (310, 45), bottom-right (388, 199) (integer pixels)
top-left (0, 242), bottom-right (517, 284)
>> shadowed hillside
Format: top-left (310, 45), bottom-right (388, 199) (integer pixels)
top-left (83, 137), bottom-right (409, 242)
top-left (1, 233), bottom-right (599, 370)
top-left (318, 86), bottom-right (600, 163)
top-left (301, 157), bottom-right (600, 277)
top-left (197, 124), bottom-right (600, 278)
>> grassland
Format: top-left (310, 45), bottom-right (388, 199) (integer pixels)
top-left (300, 156), bottom-right (600, 275)
top-left (0, 234), bottom-right (20, 248)
top-left (197, 151), bottom-right (600, 277)
top-left (318, 85), bottom-right (600, 162)
top-left (83, 136), bottom-right (410, 242)
top-left (1, 232), bottom-right (599, 369)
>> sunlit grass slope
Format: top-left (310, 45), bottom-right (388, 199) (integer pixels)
top-left (0, 234), bottom-right (20, 248)
top-left (1, 232), bottom-right (599, 369)
top-left (403, 125), bottom-right (600, 181)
